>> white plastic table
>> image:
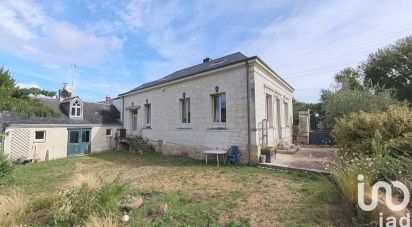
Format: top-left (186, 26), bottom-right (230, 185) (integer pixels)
top-left (204, 150), bottom-right (227, 167)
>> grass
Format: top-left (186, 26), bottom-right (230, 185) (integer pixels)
top-left (0, 151), bottom-right (353, 226)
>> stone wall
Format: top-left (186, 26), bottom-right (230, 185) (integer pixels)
top-left (120, 60), bottom-right (294, 164)
top-left (122, 63), bottom-right (252, 162)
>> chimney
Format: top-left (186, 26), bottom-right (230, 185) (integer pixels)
top-left (59, 83), bottom-right (73, 102)
top-left (104, 95), bottom-right (113, 104)
top-left (203, 57), bottom-right (211, 63)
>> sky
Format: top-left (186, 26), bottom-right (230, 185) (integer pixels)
top-left (0, 0), bottom-right (411, 103)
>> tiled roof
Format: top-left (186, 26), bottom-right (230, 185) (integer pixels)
top-left (1, 98), bottom-right (121, 126)
top-left (120, 52), bottom-right (249, 95)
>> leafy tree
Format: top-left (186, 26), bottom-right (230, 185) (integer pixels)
top-left (0, 67), bottom-right (58, 118)
top-left (333, 67), bottom-right (362, 90)
top-left (361, 36), bottom-right (412, 103)
top-left (320, 86), bottom-right (400, 129)
top-left (0, 67), bottom-right (15, 88)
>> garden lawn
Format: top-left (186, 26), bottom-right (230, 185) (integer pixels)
top-left (1, 151), bottom-right (353, 226)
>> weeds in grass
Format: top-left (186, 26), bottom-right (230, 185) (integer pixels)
top-left (0, 153), bottom-right (13, 184)
top-left (85, 215), bottom-right (119, 227)
top-left (69, 172), bottom-right (102, 189)
top-left (0, 191), bottom-right (27, 226)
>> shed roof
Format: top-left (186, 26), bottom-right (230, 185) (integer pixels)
top-left (1, 98), bottom-right (121, 127)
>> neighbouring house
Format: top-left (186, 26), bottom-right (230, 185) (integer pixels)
top-left (115, 52), bottom-right (294, 164)
top-left (0, 84), bottom-right (122, 161)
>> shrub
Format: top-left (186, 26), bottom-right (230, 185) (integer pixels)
top-left (56, 178), bottom-right (126, 225)
top-left (332, 105), bottom-right (412, 159)
top-left (0, 153), bottom-right (13, 184)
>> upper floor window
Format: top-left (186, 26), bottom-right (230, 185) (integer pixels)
top-left (213, 93), bottom-right (226, 123)
top-left (181, 98), bottom-right (191, 123)
top-left (145, 104), bottom-right (151, 125)
top-left (70, 99), bottom-right (82, 118)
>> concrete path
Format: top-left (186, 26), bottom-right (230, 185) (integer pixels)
top-left (259, 145), bottom-right (339, 174)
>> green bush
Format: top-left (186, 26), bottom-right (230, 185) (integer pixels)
top-left (0, 153), bottom-right (13, 184)
top-left (332, 105), bottom-right (412, 158)
top-left (56, 179), bottom-right (126, 225)
top-left (24, 178), bottom-right (127, 226)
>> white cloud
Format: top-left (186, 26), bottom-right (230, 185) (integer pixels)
top-left (0, 0), bottom-right (123, 68)
top-left (239, 0), bottom-right (412, 102)
top-left (17, 83), bottom-right (40, 89)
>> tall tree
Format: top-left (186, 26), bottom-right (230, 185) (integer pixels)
top-left (0, 67), bottom-right (15, 88)
top-left (333, 67), bottom-right (362, 90)
top-left (361, 36), bottom-right (412, 103)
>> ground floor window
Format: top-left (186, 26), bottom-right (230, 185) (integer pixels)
top-left (266, 94), bottom-right (273, 127)
top-left (212, 93), bottom-right (226, 123)
top-left (145, 104), bottom-right (151, 125)
top-left (132, 110), bottom-right (138, 131)
top-left (106, 129), bottom-right (112, 136)
top-left (181, 98), bottom-right (191, 123)
top-left (34, 131), bottom-right (46, 142)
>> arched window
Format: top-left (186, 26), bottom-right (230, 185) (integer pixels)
top-left (70, 99), bottom-right (82, 117)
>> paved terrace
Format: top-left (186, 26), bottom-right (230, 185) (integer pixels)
top-left (259, 145), bottom-right (339, 174)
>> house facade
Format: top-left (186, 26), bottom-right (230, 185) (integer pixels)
top-left (116, 52), bottom-right (294, 164)
top-left (0, 84), bottom-right (122, 161)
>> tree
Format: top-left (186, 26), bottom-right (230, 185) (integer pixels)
top-left (320, 86), bottom-right (400, 129)
top-left (361, 36), bottom-right (412, 103)
top-left (0, 67), bottom-right (58, 118)
top-left (0, 67), bottom-right (15, 88)
top-left (333, 67), bottom-right (362, 90)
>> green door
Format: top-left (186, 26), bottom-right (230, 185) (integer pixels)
top-left (68, 129), bottom-right (91, 157)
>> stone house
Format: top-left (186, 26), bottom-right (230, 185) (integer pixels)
top-left (116, 52), bottom-right (294, 164)
top-left (0, 84), bottom-right (122, 161)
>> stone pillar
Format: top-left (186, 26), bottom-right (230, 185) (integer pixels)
top-left (297, 110), bottom-right (310, 144)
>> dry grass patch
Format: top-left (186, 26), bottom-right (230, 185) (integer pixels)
top-left (1, 151), bottom-right (353, 226)
top-left (0, 191), bottom-right (27, 226)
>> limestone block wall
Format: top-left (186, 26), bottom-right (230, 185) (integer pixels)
top-left (252, 61), bottom-right (294, 157)
top-left (122, 64), bottom-right (252, 162)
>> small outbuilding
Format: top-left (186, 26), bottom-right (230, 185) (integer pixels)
top-left (0, 84), bottom-right (122, 161)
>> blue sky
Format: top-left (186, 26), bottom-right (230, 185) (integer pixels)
top-left (1, 0), bottom-right (411, 103)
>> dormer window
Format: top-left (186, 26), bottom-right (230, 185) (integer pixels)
top-left (70, 99), bottom-right (83, 118)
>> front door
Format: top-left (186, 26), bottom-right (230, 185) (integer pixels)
top-left (67, 128), bottom-right (91, 157)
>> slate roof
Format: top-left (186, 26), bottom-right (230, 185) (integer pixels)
top-left (1, 98), bottom-right (122, 127)
top-left (120, 52), bottom-right (250, 95)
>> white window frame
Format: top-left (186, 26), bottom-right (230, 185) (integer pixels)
top-left (70, 98), bottom-right (83, 118)
top-left (106, 129), bottom-right (112, 137)
top-left (34, 130), bottom-right (46, 142)
top-left (181, 98), bottom-right (191, 124)
top-left (284, 101), bottom-right (290, 127)
top-left (265, 94), bottom-right (273, 127)
top-left (212, 93), bottom-right (226, 123)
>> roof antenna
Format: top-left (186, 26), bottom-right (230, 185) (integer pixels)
top-left (70, 64), bottom-right (78, 93)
